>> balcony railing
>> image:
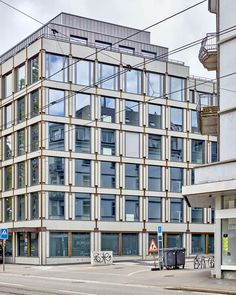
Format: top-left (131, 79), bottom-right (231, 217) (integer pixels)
top-left (199, 33), bottom-right (217, 71)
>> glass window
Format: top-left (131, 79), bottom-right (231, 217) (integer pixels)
top-left (48, 157), bottom-right (64, 185)
top-left (119, 45), bottom-right (134, 54)
top-left (5, 165), bottom-right (12, 191)
top-left (98, 64), bottom-right (118, 91)
top-left (148, 134), bottom-right (162, 160)
top-left (75, 159), bottom-right (91, 187)
top-left (17, 195), bottom-right (25, 221)
top-left (148, 197), bottom-right (162, 222)
top-left (75, 93), bottom-right (91, 119)
top-left (75, 193), bottom-right (91, 220)
top-left (191, 110), bottom-right (199, 133)
top-left (48, 89), bottom-right (65, 116)
top-left (29, 55), bottom-right (39, 84)
top-left (17, 97), bottom-right (25, 123)
top-left (101, 96), bottom-right (116, 123)
top-left (146, 73), bottom-right (163, 97)
top-left (30, 90), bottom-right (39, 118)
top-left (125, 196), bottom-right (139, 221)
top-left (73, 59), bottom-right (94, 86)
top-left (171, 137), bottom-right (183, 162)
top-left (167, 234), bottom-right (183, 248)
top-left (208, 234), bottom-right (214, 254)
top-left (125, 100), bottom-right (139, 126)
top-left (70, 35), bottom-right (87, 44)
top-left (191, 208), bottom-right (204, 223)
top-left (72, 233), bottom-right (90, 256)
top-left (211, 208), bottom-right (215, 223)
top-left (192, 234), bottom-right (206, 254)
top-left (17, 129), bottom-right (25, 156)
top-left (17, 232), bottom-right (27, 257)
top-left (197, 92), bottom-right (213, 106)
top-left (222, 195), bottom-right (236, 209)
top-left (4, 135), bottom-right (12, 160)
top-left (4, 197), bottom-right (12, 222)
top-left (46, 53), bottom-right (68, 82)
top-left (148, 104), bottom-right (162, 128)
top-left (31, 158), bottom-right (39, 186)
top-left (170, 167), bottom-right (183, 192)
top-left (142, 51), bottom-right (156, 59)
top-left (101, 195), bottom-right (116, 221)
top-left (101, 129), bottom-right (115, 156)
top-left (122, 233), bottom-right (139, 255)
top-left (125, 132), bottom-right (139, 158)
top-left (49, 192), bottom-right (65, 220)
top-left (222, 219), bottom-right (236, 265)
top-left (169, 76), bottom-right (185, 101)
top-left (101, 233), bottom-right (119, 255)
top-left (125, 164), bottom-right (139, 190)
top-left (3, 72), bottom-right (12, 98)
top-left (75, 126), bottom-right (91, 153)
top-left (148, 166), bottom-right (162, 191)
top-left (101, 162), bottom-right (116, 188)
top-left (95, 40), bottom-right (112, 49)
top-left (123, 69), bottom-right (142, 94)
top-left (189, 90), bottom-right (195, 103)
top-left (4, 104), bottom-right (12, 129)
top-left (191, 169), bottom-right (195, 185)
top-left (192, 140), bottom-right (205, 164)
top-left (170, 107), bottom-right (183, 132)
top-left (17, 233), bottom-right (38, 257)
top-left (5, 233), bottom-right (13, 256)
top-left (50, 232), bottom-right (68, 256)
top-left (211, 142), bottom-right (217, 162)
top-left (16, 64), bottom-right (26, 92)
top-left (31, 124), bottom-right (39, 152)
top-left (17, 162), bottom-right (25, 189)
top-left (170, 198), bottom-right (183, 222)
top-left (31, 192), bottom-right (39, 220)
top-left (49, 123), bottom-right (65, 151)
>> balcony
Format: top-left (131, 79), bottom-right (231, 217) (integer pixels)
top-left (199, 33), bottom-right (217, 71)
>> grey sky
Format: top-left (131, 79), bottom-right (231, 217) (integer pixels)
top-left (0, 0), bottom-right (216, 78)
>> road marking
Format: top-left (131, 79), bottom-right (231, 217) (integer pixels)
top-left (58, 290), bottom-right (96, 295)
top-left (0, 282), bottom-right (24, 288)
top-left (128, 269), bottom-right (149, 277)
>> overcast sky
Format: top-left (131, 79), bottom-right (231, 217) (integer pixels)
top-left (0, 0), bottom-right (216, 78)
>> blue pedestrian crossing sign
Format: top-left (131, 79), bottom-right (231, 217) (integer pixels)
top-left (0, 228), bottom-right (8, 239)
top-left (157, 225), bottom-right (162, 236)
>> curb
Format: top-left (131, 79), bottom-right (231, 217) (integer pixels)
top-left (165, 287), bottom-right (236, 295)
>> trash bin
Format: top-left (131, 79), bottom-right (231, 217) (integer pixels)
top-left (163, 248), bottom-right (176, 269)
top-left (176, 248), bottom-right (186, 269)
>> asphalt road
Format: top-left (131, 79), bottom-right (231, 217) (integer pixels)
top-left (0, 262), bottom-right (228, 295)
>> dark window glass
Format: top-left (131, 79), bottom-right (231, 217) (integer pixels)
top-left (17, 129), bottom-right (25, 156)
top-left (101, 233), bottom-right (119, 255)
top-left (148, 197), bottom-right (162, 222)
top-left (101, 162), bottom-right (116, 188)
top-left (49, 123), bottom-right (65, 151)
top-left (208, 234), bottom-right (214, 254)
top-left (125, 100), bottom-right (139, 126)
top-left (125, 196), bottom-right (139, 221)
top-left (49, 192), bottom-right (65, 220)
top-left (75, 159), bottom-right (91, 187)
top-left (31, 124), bottom-right (39, 152)
top-left (72, 233), bottom-right (90, 256)
top-left (50, 232), bottom-right (68, 256)
top-left (75, 126), bottom-right (90, 153)
top-left (31, 192), bottom-right (39, 220)
top-left (101, 96), bottom-right (116, 123)
top-left (171, 137), bottom-right (183, 162)
top-left (191, 110), bottom-right (199, 133)
top-left (101, 195), bottom-right (116, 221)
top-left (192, 140), bottom-right (205, 164)
top-left (148, 166), bottom-right (162, 191)
top-left (191, 208), bottom-right (204, 223)
top-left (101, 129), bottom-right (115, 155)
top-left (122, 233), bottom-right (139, 255)
top-left (75, 193), bottom-right (91, 220)
top-left (31, 158), bottom-right (39, 186)
top-left (17, 162), bottom-right (25, 189)
top-left (125, 164), bottom-right (139, 190)
top-left (4, 197), bottom-right (12, 222)
top-left (192, 234), bottom-right (206, 254)
top-left (211, 142), bottom-right (217, 162)
top-left (75, 93), bottom-right (91, 119)
top-left (30, 90), bottom-right (39, 118)
top-left (170, 107), bottom-right (183, 132)
top-left (170, 198), bottom-right (183, 222)
top-left (167, 234), bottom-right (183, 248)
top-left (48, 157), bottom-right (65, 185)
top-left (170, 167), bottom-right (183, 192)
top-left (5, 165), bottom-right (12, 191)
top-left (148, 134), bottom-right (162, 160)
top-left (17, 97), bottom-right (25, 123)
top-left (17, 195), bottom-right (25, 221)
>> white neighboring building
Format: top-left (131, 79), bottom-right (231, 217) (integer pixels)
top-left (183, 0), bottom-right (236, 279)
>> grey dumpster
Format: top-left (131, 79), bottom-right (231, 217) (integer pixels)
top-left (163, 248), bottom-right (176, 269)
top-left (176, 248), bottom-right (185, 269)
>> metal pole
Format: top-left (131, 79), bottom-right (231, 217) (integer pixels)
top-left (3, 240), bottom-right (5, 272)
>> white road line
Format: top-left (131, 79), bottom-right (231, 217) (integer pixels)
top-left (127, 269), bottom-right (149, 277)
top-left (58, 290), bottom-right (96, 295)
top-left (0, 282), bottom-right (24, 288)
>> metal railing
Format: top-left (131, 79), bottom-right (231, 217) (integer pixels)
top-left (199, 33), bottom-right (217, 62)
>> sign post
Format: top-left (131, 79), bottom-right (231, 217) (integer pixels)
top-left (0, 228), bottom-right (8, 272)
top-left (148, 239), bottom-right (158, 270)
top-left (157, 225), bottom-right (163, 270)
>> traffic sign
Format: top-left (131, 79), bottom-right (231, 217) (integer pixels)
top-left (0, 228), bottom-right (8, 240)
top-left (148, 239), bottom-right (158, 253)
top-left (157, 225), bottom-right (162, 236)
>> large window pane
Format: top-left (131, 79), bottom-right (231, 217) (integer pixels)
top-left (4, 197), bottom-right (12, 222)
top-left (101, 129), bottom-right (115, 155)
top-left (101, 96), bottom-right (116, 123)
top-left (192, 234), bottom-right (206, 254)
top-left (148, 134), bottom-right (162, 160)
top-left (48, 157), bottom-right (64, 185)
top-left (16, 64), bottom-right (26, 92)
top-left (148, 104), bottom-right (162, 128)
top-left (73, 60), bottom-right (93, 86)
top-left (50, 232), bottom-right (68, 256)
top-left (167, 234), bottom-right (183, 248)
top-left (125, 100), bottom-right (139, 126)
top-left (30, 90), bottom-right (39, 118)
top-left (171, 137), bottom-right (183, 162)
top-left (148, 197), bottom-right (162, 222)
top-left (98, 63), bottom-right (118, 90)
top-left (191, 208), bottom-right (204, 223)
top-left (125, 196), bottom-right (139, 221)
top-left (170, 198), bottom-right (183, 223)
top-left (17, 97), bottom-right (25, 123)
top-left (169, 76), bottom-right (185, 101)
top-left (3, 72), bottom-right (12, 98)
top-left (101, 195), bottom-right (116, 221)
top-left (101, 233), bottom-right (119, 255)
top-left (17, 129), bottom-right (25, 156)
top-left (148, 166), bottom-right (162, 191)
top-left (31, 192), bottom-right (39, 220)
top-left (125, 164), bottom-right (139, 190)
top-left (75, 93), bottom-right (91, 119)
top-left (123, 69), bottom-right (141, 94)
top-left (75, 159), bottom-right (91, 187)
top-left (211, 142), bottom-right (217, 162)
top-left (170, 167), bottom-right (183, 192)
top-left (125, 132), bottom-right (139, 157)
top-left (101, 162), bottom-right (116, 188)
top-left (31, 158), bottom-right (39, 186)
top-left (75, 126), bottom-right (91, 153)
top-left (49, 123), bottom-right (65, 151)
top-left (31, 124), bottom-right (39, 152)
top-left (5, 165), bottom-right (12, 191)
top-left (5, 135), bottom-right (12, 160)
top-left (72, 233), bottom-right (90, 256)
top-left (208, 234), bottom-right (214, 254)
top-left (122, 233), bottom-right (139, 255)
top-left (17, 162), bottom-right (25, 189)
top-left (5, 233), bottom-right (13, 256)
top-left (48, 89), bottom-right (65, 116)
top-left (170, 107), bottom-right (183, 132)
top-left (46, 53), bottom-right (68, 82)
top-left (146, 72), bottom-right (163, 97)
top-left (75, 193), bottom-right (91, 220)
top-left (222, 219), bottom-right (236, 265)
top-left (192, 140), bottom-right (205, 164)
top-left (191, 110), bottom-right (199, 133)
top-left (29, 55), bottom-right (39, 84)
top-left (49, 192), bottom-right (65, 220)
top-left (17, 195), bottom-right (25, 221)
top-left (4, 104), bottom-right (12, 129)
